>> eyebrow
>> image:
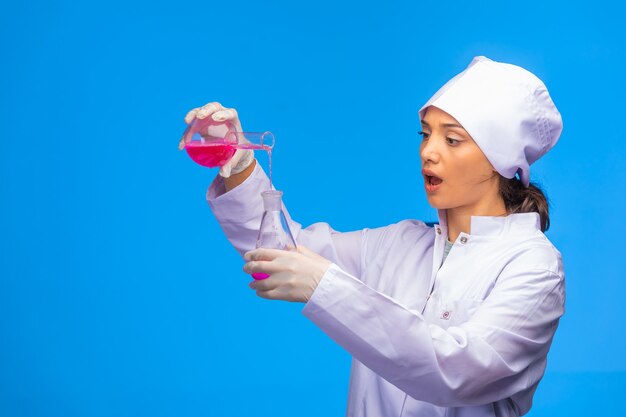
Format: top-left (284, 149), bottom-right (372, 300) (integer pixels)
top-left (420, 120), bottom-right (465, 129)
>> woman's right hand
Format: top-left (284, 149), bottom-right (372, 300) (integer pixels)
top-left (179, 102), bottom-right (254, 178)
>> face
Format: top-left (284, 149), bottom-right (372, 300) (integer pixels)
top-left (420, 106), bottom-right (502, 213)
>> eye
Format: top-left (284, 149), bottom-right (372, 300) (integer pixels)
top-left (418, 131), bottom-right (430, 140)
top-left (446, 137), bottom-right (460, 146)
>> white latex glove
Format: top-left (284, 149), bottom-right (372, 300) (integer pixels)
top-left (243, 246), bottom-right (333, 303)
top-left (180, 102), bottom-right (254, 178)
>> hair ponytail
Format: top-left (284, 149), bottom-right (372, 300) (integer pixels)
top-left (499, 176), bottom-right (550, 232)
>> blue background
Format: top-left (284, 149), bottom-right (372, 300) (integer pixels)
top-left (1, 0), bottom-right (625, 415)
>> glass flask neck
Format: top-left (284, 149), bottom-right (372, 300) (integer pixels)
top-left (256, 189), bottom-right (297, 250)
top-left (261, 190), bottom-right (283, 211)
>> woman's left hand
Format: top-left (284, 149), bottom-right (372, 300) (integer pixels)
top-left (243, 246), bottom-right (333, 303)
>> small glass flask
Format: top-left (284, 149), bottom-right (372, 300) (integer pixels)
top-left (251, 190), bottom-right (298, 280)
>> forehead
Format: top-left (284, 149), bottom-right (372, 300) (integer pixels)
top-left (421, 106), bottom-right (476, 143)
top-left (421, 106), bottom-right (464, 126)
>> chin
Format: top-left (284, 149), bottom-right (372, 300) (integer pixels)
top-left (426, 195), bottom-right (446, 210)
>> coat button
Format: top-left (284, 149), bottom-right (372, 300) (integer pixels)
top-left (436, 227), bottom-right (442, 235)
top-left (460, 236), bottom-right (468, 244)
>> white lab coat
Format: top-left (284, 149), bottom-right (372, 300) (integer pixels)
top-left (207, 163), bottom-right (565, 417)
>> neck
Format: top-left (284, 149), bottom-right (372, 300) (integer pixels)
top-left (445, 198), bottom-right (507, 242)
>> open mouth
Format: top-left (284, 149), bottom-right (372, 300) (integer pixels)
top-left (426, 175), bottom-right (443, 186)
top-left (422, 169), bottom-right (443, 192)
top-left (424, 173), bottom-right (444, 192)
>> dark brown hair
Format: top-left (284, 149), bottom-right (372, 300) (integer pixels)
top-left (499, 176), bottom-right (550, 232)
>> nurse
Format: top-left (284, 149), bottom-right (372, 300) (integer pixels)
top-left (186, 56), bottom-right (565, 416)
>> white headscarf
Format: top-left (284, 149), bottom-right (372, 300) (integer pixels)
top-left (418, 56), bottom-right (563, 187)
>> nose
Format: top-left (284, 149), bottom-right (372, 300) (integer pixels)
top-left (420, 137), bottom-right (440, 164)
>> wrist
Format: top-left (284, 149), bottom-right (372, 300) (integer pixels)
top-left (230, 149), bottom-right (254, 175)
top-left (223, 159), bottom-right (257, 192)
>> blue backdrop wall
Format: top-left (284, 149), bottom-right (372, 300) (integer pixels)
top-left (1, 1), bottom-right (625, 416)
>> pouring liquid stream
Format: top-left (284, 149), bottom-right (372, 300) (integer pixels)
top-left (184, 139), bottom-right (275, 280)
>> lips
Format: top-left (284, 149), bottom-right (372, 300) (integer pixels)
top-left (422, 169), bottom-right (443, 192)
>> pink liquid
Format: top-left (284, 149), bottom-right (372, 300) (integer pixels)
top-left (252, 272), bottom-right (270, 280)
top-left (185, 141), bottom-right (236, 168)
top-left (185, 141), bottom-right (273, 170)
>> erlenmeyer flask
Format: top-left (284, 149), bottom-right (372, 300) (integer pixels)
top-left (252, 190), bottom-right (298, 280)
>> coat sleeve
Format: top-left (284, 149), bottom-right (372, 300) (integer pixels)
top-left (301, 253), bottom-right (565, 407)
top-left (206, 162), bottom-right (365, 277)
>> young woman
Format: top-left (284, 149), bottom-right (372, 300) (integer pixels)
top-left (186, 56), bottom-right (565, 417)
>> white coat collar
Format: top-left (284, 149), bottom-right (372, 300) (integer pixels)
top-left (436, 209), bottom-right (541, 238)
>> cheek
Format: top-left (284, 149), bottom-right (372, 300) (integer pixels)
top-left (462, 162), bottom-right (489, 178)
top-left (468, 145), bottom-right (494, 170)
top-left (470, 156), bottom-right (495, 179)
top-left (448, 152), bottom-right (494, 185)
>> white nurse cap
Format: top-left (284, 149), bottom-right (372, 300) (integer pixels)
top-left (418, 56), bottom-right (563, 187)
